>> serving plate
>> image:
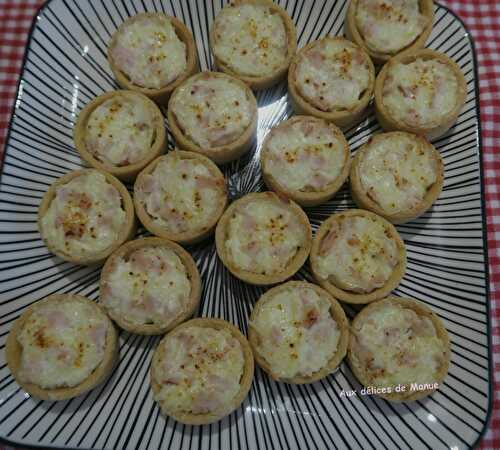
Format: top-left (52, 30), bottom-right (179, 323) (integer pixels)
top-left (0, 1), bottom-right (491, 449)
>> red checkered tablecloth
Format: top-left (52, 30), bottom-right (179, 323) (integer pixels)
top-left (0, 0), bottom-right (499, 449)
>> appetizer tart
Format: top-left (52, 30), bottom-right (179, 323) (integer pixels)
top-left (345, 0), bottom-right (434, 65)
top-left (6, 294), bottom-right (118, 401)
top-left (150, 318), bottom-right (254, 425)
top-left (74, 90), bottom-right (167, 182)
top-left (310, 209), bottom-right (406, 304)
top-left (108, 12), bottom-right (198, 104)
top-left (100, 237), bottom-right (201, 335)
top-left (134, 150), bottom-right (227, 245)
top-left (38, 169), bottom-right (136, 265)
top-left (288, 37), bottom-right (375, 129)
top-left (374, 49), bottom-right (467, 139)
top-left (350, 131), bottom-right (444, 223)
top-left (167, 72), bottom-right (258, 164)
top-left (261, 115), bottom-right (350, 207)
top-left (249, 281), bottom-right (349, 384)
top-left (215, 192), bottom-right (312, 285)
top-left (348, 296), bottom-right (450, 401)
top-left (210, 0), bottom-right (297, 90)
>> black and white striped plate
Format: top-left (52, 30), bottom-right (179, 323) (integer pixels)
top-left (0, 1), bottom-right (492, 449)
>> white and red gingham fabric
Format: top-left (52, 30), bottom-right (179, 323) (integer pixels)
top-left (0, 0), bottom-right (499, 449)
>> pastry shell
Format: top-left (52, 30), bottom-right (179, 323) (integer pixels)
top-left (5, 294), bottom-right (118, 401)
top-left (100, 237), bottom-right (201, 335)
top-left (347, 295), bottom-right (450, 402)
top-left (150, 317), bottom-right (254, 425)
top-left (248, 280), bottom-right (349, 384)
top-left (310, 209), bottom-right (406, 304)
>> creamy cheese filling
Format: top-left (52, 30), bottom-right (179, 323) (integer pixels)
top-left (225, 199), bottom-right (307, 275)
top-left (295, 39), bottom-right (371, 111)
top-left (359, 134), bottom-right (439, 214)
top-left (101, 246), bottom-right (191, 326)
top-left (265, 118), bottom-right (346, 192)
top-left (111, 14), bottom-right (187, 89)
top-left (40, 171), bottom-right (126, 258)
top-left (17, 299), bottom-right (108, 389)
top-left (251, 285), bottom-right (340, 379)
top-left (170, 75), bottom-right (254, 149)
top-left (212, 3), bottom-right (288, 77)
top-left (85, 96), bottom-right (155, 167)
top-left (137, 153), bottom-right (224, 235)
top-left (382, 58), bottom-right (459, 127)
top-left (152, 327), bottom-right (244, 415)
top-left (356, 0), bottom-right (429, 54)
top-left (352, 302), bottom-right (447, 388)
top-left (316, 215), bottom-right (399, 293)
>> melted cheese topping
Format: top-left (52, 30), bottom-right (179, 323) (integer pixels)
top-left (225, 198), bottom-right (307, 275)
top-left (382, 58), bottom-right (459, 127)
top-left (110, 14), bottom-right (187, 89)
top-left (17, 299), bottom-right (108, 389)
top-left (85, 96), bottom-right (155, 167)
top-left (359, 134), bottom-right (439, 214)
top-left (265, 118), bottom-right (346, 192)
top-left (170, 75), bottom-right (254, 149)
top-left (251, 285), bottom-right (340, 379)
top-left (152, 326), bottom-right (244, 415)
top-left (315, 215), bottom-right (399, 293)
top-left (136, 153), bottom-right (224, 235)
top-left (40, 171), bottom-right (126, 258)
top-left (352, 302), bottom-right (447, 388)
top-left (295, 39), bottom-right (371, 111)
top-left (356, 0), bottom-right (429, 54)
top-left (212, 3), bottom-right (288, 77)
top-left (101, 246), bottom-right (191, 327)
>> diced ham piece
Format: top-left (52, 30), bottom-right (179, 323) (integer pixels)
top-left (320, 223), bottom-right (339, 255)
top-left (45, 310), bottom-right (69, 329)
top-left (140, 175), bottom-right (157, 194)
top-left (89, 323), bottom-right (107, 350)
top-left (269, 325), bottom-right (284, 345)
top-left (306, 50), bottom-right (324, 69)
top-left (111, 45), bottom-right (135, 71)
top-left (192, 391), bottom-right (221, 414)
top-left (195, 175), bottom-right (220, 190)
top-left (309, 172), bottom-right (329, 190)
top-left (300, 121), bottom-right (315, 137)
top-left (240, 210), bottom-right (257, 231)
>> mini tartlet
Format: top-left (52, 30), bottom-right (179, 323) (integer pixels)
top-left (38, 169), bottom-right (136, 266)
top-left (374, 49), bottom-right (467, 139)
top-left (100, 237), bottom-right (201, 335)
top-left (150, 318), bottom-right (254, 425)
top-left (108, 12), bottom-right (198, 104)
top-left (209, 0), bottom-right (297, 90)
top-left (74, 90), bottom-right (167, 182)
top-left (310, 209), bottom-right (406, 304)
top-left (288, 37), bottom-right (375, 129)
top-left (134, 150), bottom-right (227, 245)
top-left (6, 294), bottom-right (118, 401)
top-left (348, 296), bottom-right (450, 402)
top-left (249, 281), bottom-right (349, 384)
top-left (167, 72), bottom-right (258, 164)
top-left (345, 0), bottom-right (434, 65)
top-left (350, 131), bottom-right (444, 223)
top-left (215, 192), bottom-right (312, 285)
top-left (261, 115), bottom-right (350, 207)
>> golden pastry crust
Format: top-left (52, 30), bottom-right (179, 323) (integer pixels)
top-left (347, 295), bottom-right (450, 401)
top-left (287, 37), bottom-right (375, 129)
top-left (37, 169), bottom-right (136, 266)
top-left (134, 150), bottom-right (227, 245)
top-left (215, 191), bottom-right (312, 285)
top-left (5, 294), bottom-right (118, 401)
top-left (108, 13), bottom-right (198, 105)
top-left (150, 318), bottom-right (254, 425)
top-left (248, 281), bottom-right (349, 384)
top-left (374, 49), bottom-right (467, 139)
top-left (209, 0), bottom-right (297, 90)
top-left (167, 72), bottom-right (258, 164)
top-left (350, 131), bottom-right (444, 224)
top-left (310, 209), bottom-right (406, 304)
top-left (345, 0), bottom-right (435, 65)
top-left (73, 90), bottom-right (167, 182)
top-left (260, 115), bottom-right (351, 207)
top-left (99, 237), bottom-right (201, 335)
